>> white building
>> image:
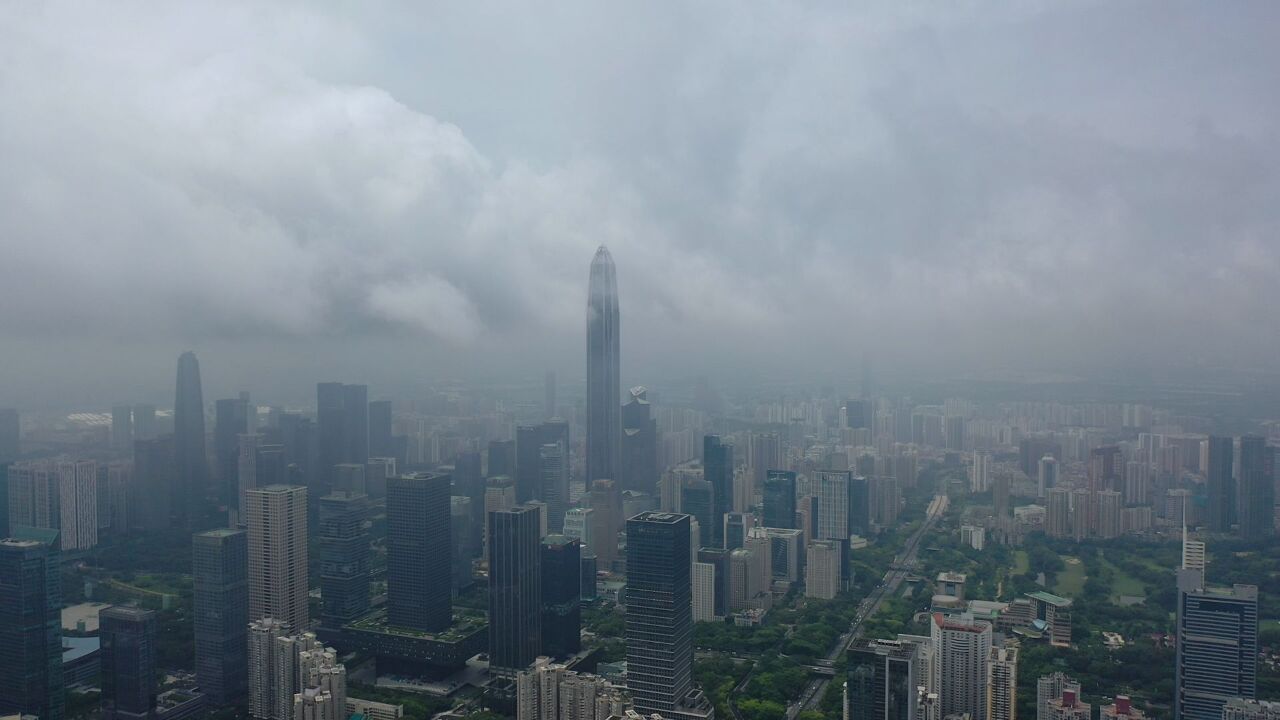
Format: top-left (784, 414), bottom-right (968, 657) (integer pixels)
top-left (930, 613), bottom-right (992, 720)
top-left (971, 452), bottom-right (991, 493)
top-left (56, 460), bottom-right (98, 551)
top-left (345, 698), bottom-right (404, 720)
top-left (693, 562), bottom-right (717, 622)
top-left (986, 644), bottom-right (1018, 720)
top-left (563, 507), bottom-right (595, 551)
top-left (805, 540), bottom-right (840, 600)
top-left (516, 657), bottom-right (627, 720)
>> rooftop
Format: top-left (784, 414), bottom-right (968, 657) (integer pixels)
top-left (1027, 591), bottom-right (1073, 607)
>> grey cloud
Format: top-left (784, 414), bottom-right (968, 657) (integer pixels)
top-left (0, 1), bottom-right (1277, 403)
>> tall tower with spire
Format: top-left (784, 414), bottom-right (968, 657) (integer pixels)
top-left (586, 246), bottom-right (621, 485)
top-left (174, 351), bottom-right (209, 527)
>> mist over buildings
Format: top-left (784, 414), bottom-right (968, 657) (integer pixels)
top-left (2, 2), bottom-right (1278, 407)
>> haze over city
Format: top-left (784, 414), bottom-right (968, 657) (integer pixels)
top-left (3, 2), bottom-right (1280, 407)
top-left (1, 6), bottom-right (1279, 720)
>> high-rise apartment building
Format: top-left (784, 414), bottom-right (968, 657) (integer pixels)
top-left (693, 561), bottom-right (717, 622)
top-left (586, 246), bottom-right (621, 485)
top-left (516, 657), bottom-right (627, 720)
top-left (246, 485), bottom-right (309, 629)
top-left (248, 618), bottom-right (288, 720)
top-left (1037, 456), bottom-right (1058, 500)
top-left (986, 644), bottom-right (1018, 720)
top-left (540, 534), bottom-right (582, 659)
top-left (174, 351), bottom-right (208, 527)
top-left (100, 606), bottom-right (158, 720)
top-left (0, 535), bottom-right (63, 720)
top-left (318, 491), bottom-right (370, 625)
top-left (386, 473), bottom-right (452, 632)
top-left (490, 505), bottom-right (543, 675)
top-left (57, 460), bottom-right (98, 550)
top-left (931, 613), bottom-right (992, 720)
top-left (111, 404), bottom-right (134, 453)
top-left (193, 528), bottom-right (249, 705)
top-left (972, 451), bottom-right (991, 493)
top-left (1036, 673), bottom-right (1081, 720)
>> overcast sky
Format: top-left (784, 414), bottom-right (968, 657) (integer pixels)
top-left (2, 2), bottom-right (1278, 407)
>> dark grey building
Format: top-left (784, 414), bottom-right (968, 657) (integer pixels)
top-left (112, 405), bottom-right (134, 453)
top-left (368, 399), bottom-right (394, 459)
top-left (133, 436), bottom-right (175, 531)
top-left (193, 528), bottom-right (248, 706)
top-left (1175, 566), bottom-right (1258, 720)
top-left (845, 639), bottom-right (923, 720)
top-left (703, 436), bottom-right (733, 547)
top-left (628, 513), bottom-right (713, 720)
top-left (850, 475), bottom-right (871, 537)
top-left (626, 512), bottom-right (695, 716)
top-left (681, 480), bottom-right (714, 547)
top-left (174, 351), bottom-right (208, 527)
top-left (544, 371), bottom-right (557, 419)
top-left (763, 470), bottom-right (797, 529)
top-left (1237, 435), bottom-right (1274, 540)
top-left (132, 404), bottom-right (157, 442)
top-left (386, 473), bottom-right (452, 632)
top-left (343, 384), bottom-right (369, 468)
top-left (101, 606), bottom-right (158, 720)
top-left (0, 534), bottom-right (63, 720)
top-left (488, 439), bottom-right (516, 479)
top-left (586, 246), bottom-right (621, 485)
top-left (1206, 436), bottom-right (1234, 532)
top-left (621, 387), bottom-right (658, 494)
top-left (540, 534), bottom-right (581, 660)
top-left (214, 398), bottom-right (249, 512)
top-left (488, 504), bottom-right (542, 676)
top-left (319, 492), bottom-right (371, 624)
top-left (724, 512), bottom-right (750, 551)
top-left (317, 382), bottom-right (346, 496)
top-left (516, 421), bottom-right (570, 505)
top-left (697, 547), bottom-right (730, 618)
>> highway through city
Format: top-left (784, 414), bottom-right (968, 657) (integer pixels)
top-left (785, 494), bottom-right (949, 719)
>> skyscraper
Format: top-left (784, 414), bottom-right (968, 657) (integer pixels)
top-left (517, 422), bottom-right (571, 504)
top-left (621, 387), bottom-right (658, 494)
top-left (931, 613), bottom-right (992, 720)
top-left (174, 351), bottom-right (208, 527)
top-left (763, 470), bottom-right (797, 530)
top-left (626, 512), bottom-right (713, 720)
top-left (703, 435), bottom-right (733, 547)
top-left (588, 478), bottom-right (622, 570)
top-left (539, 442), bottom-right (570, 533)
top-left (246, 485), bottom-right (309, 629)
top-left (111, 404), bottom-right (134, 453)
top-left (544, 371), bottom-right (557, 419)
top-left (215, 397), bottom-right (249, 512)
top-left (319, 492), bottom-right (371, 625)
top-left (132, 404), bottom-right (157, 441)
top-left (317, 382), bottom-right (346, 496)
top-left (1038, 455), bottom-right (1058, 500)
top-left (1206, 436), bottom-right (1234, 532)
top-left (844, 638), bottom-right (924, 720)
top-left (681, 479), bottom-right (714, 547)
top-left (0, 407), bottom-right (18, 463)
top-left (56, 459), bottom-right (98, 550)
top-left (100, 606), bottom-right (158, 720)
top-left (986, 644), bottom-right (1018, 720)
top-left (367, 400), bottom-right (394, 460)
top-left (247, 618), bottom-right (288, 720)
top-left (1237, 435), bottom-right (1274, 540)
top-left (540, 534), bottom-right (582, 659)
top-left (0, 534), bottom-right (63, 720)
top-left (1175, 540), bottom-right (1258, 720)
top-left (586, 246), bottom-right (621, 485)
top-left (386, 473), bottom-right (452, 632)
top-left (343, 384), bottom-right (369, 468)
top-left (627, 512), bottom-right (692, 714)
top-left (193, 528), bottom-right (249, 706)
top-left (489, 505), bottom-right (543, 675)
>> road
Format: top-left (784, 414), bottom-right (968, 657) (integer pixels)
top-left (785, 494), bottom-right (948, 719)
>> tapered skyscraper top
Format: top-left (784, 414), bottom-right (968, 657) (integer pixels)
top-left (586, 246), bottom-right (620, 485)
top-left (174, 351), bottom-right (208, 527)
